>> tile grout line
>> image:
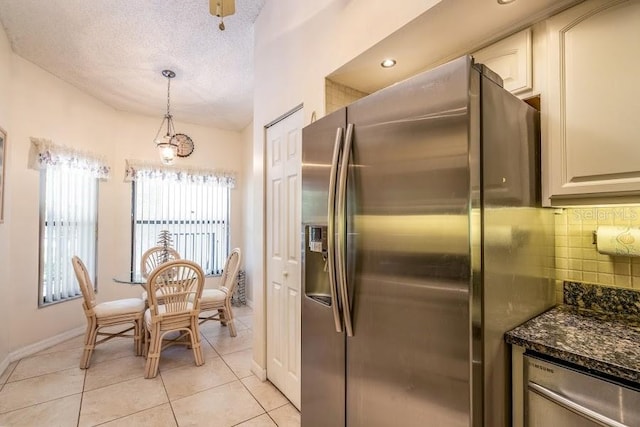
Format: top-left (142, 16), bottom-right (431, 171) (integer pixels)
top-left (164, 330), bottom-right (262, 426)
top-left (270, 401), bottom-right (293, 412)
top-left (204, 335), bottom-right (236, 375)
top-left (0, 367), bottom-right (85, 416)
top-left (90, 403), bottom-right (170, 427)
top-left (164, 333), bottom-right (241, 404)
top-left (203, 328), bottom-right (253, 358)
top-left (159, 371), bottom-right (180, 427)
top-left (236, 374), bottom-right (284, 420)
top-left (77, 368), bottom-right (87, 427)
top-left (236, 379), bottom-right (274, 425)
top-left (3, 359), bottom-right (20, 385)
top-left (230, 412), bottom-right (277, 427)
top-left (0, 361), bottom-right (19, 392)
top-left (83, 358), bottom-right (177, 426)
top-left (0, 391), bottom-right (86, 419)
top-left (78, 339), bottom-right (167, 425)
top-left (5, 361), bottom-right (81, 384)
top-left (203, 322), bottom-right (285, 425)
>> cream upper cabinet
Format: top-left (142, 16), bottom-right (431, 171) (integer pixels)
top-left (544, 0), bottom-right (640, 205)
top-left (473, 28), bottom-right (533, 96)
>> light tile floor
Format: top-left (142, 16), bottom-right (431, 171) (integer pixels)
top-left (0, 306), bottom-right (300, 427)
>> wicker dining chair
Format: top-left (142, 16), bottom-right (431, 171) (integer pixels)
top-left (140, 246), bottom-right (181, 302)
top-left (71, 256), bottom-right (145, 369)
top-left (141, 246), bottom-right (181, 279)
top-left (196, 248), bottom-right (242, 337)
top-left (144, 259), bottom-right (205, 379)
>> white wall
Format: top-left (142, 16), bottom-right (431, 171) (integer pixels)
top-left (0, 20), bottom-right (13, 372)
top-left (106, 110), bottom-right (246, 300)
top-left (250, 0), bottom-right (440, 374)
top-left (1, 51), bottom-right (246, 354)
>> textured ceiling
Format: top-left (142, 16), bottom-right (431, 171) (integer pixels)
top-left (0, 0), bottom-right (265, 131)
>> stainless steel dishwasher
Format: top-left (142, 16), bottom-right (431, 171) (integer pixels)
top-left (525, 353), bottom-right (640, 427)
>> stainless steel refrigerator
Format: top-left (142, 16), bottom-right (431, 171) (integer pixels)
top-left (301, 56), bottom-right (555, 427)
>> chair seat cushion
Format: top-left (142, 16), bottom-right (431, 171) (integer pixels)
top-left (94, 298), bottom-right (145, 318)
top-left (144, 303), bottom-right (194, 330)
top-left (200, 288), bottom-right (227, 303)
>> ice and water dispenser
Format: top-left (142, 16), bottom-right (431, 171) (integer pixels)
top-left (304, 225), bottom-right (332, 306)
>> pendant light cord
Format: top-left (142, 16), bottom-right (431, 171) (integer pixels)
top-left (166, 74), bottom-right (171, 117)
top-left (165, 75), bottom-right (172, 136)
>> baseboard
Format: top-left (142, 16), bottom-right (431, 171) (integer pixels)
top-left (8, 326), bottom-right (85, 362)
top-left (251, 359), bottom-right (267, 381)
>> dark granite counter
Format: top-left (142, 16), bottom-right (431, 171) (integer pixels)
top-left (505, 282), bottom-right (640, 384)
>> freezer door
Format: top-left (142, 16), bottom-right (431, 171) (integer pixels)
top-left (344, 56), bottom-right (472, 426)
top-left (301, 108), bottom-right (347, 427)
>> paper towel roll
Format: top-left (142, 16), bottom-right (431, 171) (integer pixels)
top-left (596, 226), bottom-right (640, 257)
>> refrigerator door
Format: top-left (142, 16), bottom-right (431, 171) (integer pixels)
top-left (480, 70), bottom-right (555, 427)
top-left (301, 108), bottom-right (347, 427)
top-left (344, 57), bottom-right (473, 426)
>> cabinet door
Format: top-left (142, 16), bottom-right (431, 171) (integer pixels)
top-left (545, 0), bottom-right (640, 204)
top-left (473, 28), bottom-right (533, 95)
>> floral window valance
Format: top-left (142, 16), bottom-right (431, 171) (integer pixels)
top-left (28, 137), bottom-right (111, 180)
top-left (124, 160), bottom-right (236, 188)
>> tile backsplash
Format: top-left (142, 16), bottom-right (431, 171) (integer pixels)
top-left (554, 206), bottom-right (640, 301)
top-left (325, 79), bottom-right (368, 115)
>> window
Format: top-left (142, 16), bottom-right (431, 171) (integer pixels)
top-left (128, 162), bottom-right (234, 277)
top-left (40, 168), bottom-right (98, 304)
top-left (32, 138), bottom-right (109, 306)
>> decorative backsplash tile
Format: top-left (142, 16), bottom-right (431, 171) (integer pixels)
top-left (554, 206), bottom-right (640, 302)
top-left (564, 281), bottom-right (640, 316)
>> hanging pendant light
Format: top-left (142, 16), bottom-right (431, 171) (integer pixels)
top-left (153, 70), bottom-right (193, 165)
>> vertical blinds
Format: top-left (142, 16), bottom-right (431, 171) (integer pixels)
top-left (40, 167), bottom-right (98, 304)
top-left (31, 138), bottom-right (109, 306)
top-left (132, 176), bottom-right (231, 276)
top-left (126, 160), bottom-right (235, 278)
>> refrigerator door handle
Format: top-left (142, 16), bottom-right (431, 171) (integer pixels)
top-left (327, 127), bottom-right (344, 333)
top-left (337, 123), bottom-right (354, 337)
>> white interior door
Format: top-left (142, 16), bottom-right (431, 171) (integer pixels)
top-left (266, 108), bottom-right (303, 409)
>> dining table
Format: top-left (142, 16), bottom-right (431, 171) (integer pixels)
top-left (113, 273), bottom-right (146, 286)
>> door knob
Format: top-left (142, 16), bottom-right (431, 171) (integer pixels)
top-left (283, 270), bottom-right (289, 277)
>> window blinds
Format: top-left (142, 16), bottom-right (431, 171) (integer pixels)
top-left (127, 161), bottom-right (234, 277)
top-left (41, 167), bottom-right (98, 303)
top-left (30, 137), bottom-right (109, 305)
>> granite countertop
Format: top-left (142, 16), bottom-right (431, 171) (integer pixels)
top-left (505, 282), bottom-right (640, 384)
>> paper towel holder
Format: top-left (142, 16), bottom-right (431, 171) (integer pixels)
top-left (593, 226), bottom-right (640, 257)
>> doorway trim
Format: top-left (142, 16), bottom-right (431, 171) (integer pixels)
top-left (252, 103), bottom-right (304, 383)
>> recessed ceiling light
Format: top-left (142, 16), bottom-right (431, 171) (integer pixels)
top-left (380, 58), bottom-right (397, 68)
top-left (497, 0), bottom-right (517, 4)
